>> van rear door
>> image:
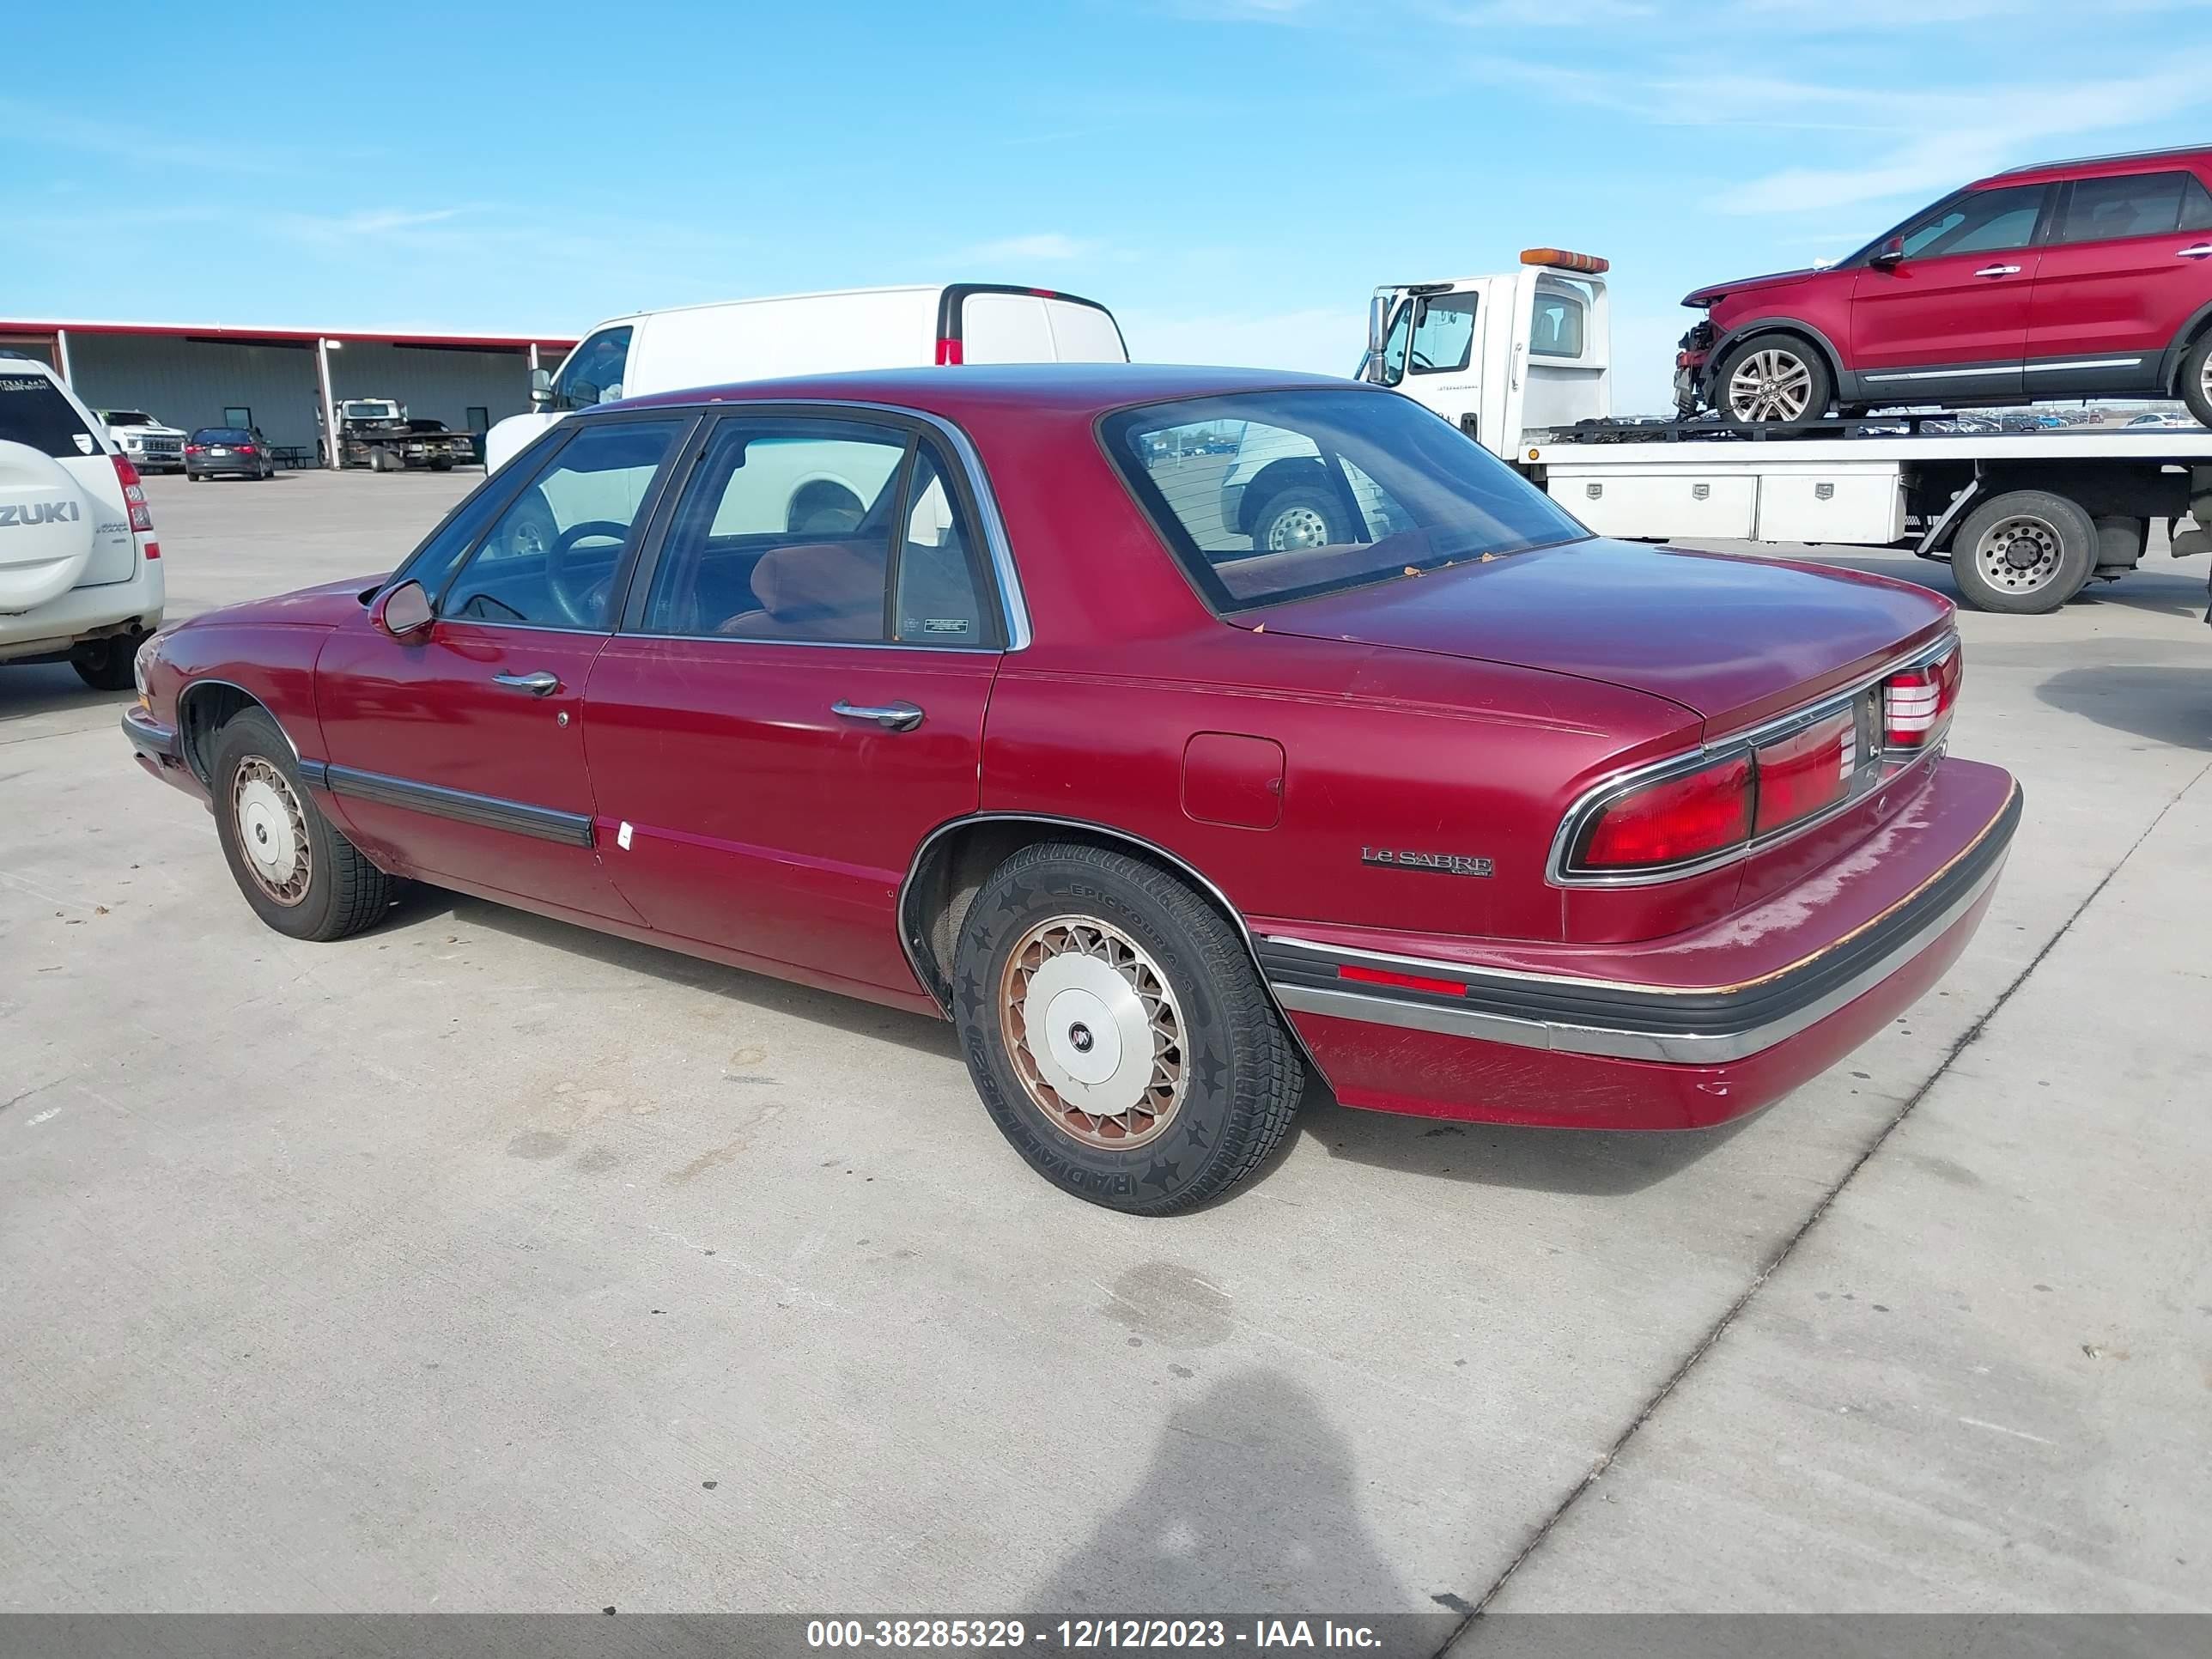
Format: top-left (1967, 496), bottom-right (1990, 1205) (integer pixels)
top-left (955, 287), bottom-right (1127, 362)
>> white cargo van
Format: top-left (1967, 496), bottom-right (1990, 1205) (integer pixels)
top-left (485, 283), bottom-right (1128, 474)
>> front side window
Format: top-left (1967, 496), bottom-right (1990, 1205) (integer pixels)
top-left (1898, 184), bottom-right (2048, 258)
top-left (1409, 294), bottom-right (1478, 374)
top-left (644, 416), bottom-right (994, 646)
top-left (553, 326), bottom-right (634, 411)
top-left (1106, 388), bottom-right (1589, 612)
top-left (440, 418), bottom-right (684, 630)
top-left (2057, 171), bottom-right (2212, 242)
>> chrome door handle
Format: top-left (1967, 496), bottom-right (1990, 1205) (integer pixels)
top-left (2179, 244), bottom-right (2212, 259)
top-left (492, 670), bottom-right (562, 696)
top-left (1973, 264), bottom-right (2021, 277)
top-left (831, 699), bottom-right (924, 732)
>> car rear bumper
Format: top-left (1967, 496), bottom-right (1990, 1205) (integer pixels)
top-left (1262, 757), bottom-right (2019, 1130)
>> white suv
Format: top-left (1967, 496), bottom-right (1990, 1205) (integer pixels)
top-left (0, 355), bottom-right (166, 690)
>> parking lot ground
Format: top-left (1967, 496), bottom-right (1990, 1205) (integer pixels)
top-left (3, 471), bottom-right (2208, 1618)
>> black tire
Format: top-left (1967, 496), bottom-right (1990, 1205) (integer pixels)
top-left (2181, 332), bottom-right (2212, 428)
top-left (430, 458), bottom-right (454, 472)
top-left (951, 842), bottom-right (1304, 1214)
top-left (1249, 483), bottom-right (1352, 552)
top-left (71, 630), bottom-right (143, 691)
top-left (1711, 333), bottom-right (1832, 428)
top-left (210, 708), bottom-right (400, 941)
top-left (187, 470), bottom-right (204, 483)
top-left (369, 447), bottom-right (397, 473)
top-left (1950, 489), bottom-right (2097, 614)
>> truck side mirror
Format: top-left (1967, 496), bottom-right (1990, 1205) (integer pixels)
top-left (529, 368), bottom-right (553, 407)
top-left (1870, 236), bottom-right (1905, 269)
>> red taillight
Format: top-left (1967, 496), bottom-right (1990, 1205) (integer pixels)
top-left (237, 444), bottom-right (257, 454)
top-left (1752, 708), bottom-right (1854, 836)
top-left (1885, 645), bottom-right (1962, 750)
top-left (112, 456), bottom-right (154, 533)
top-left (185, 444), bottom-right (205, 454)
top-left (1578, 755), bottom-right (1755, 871)
top-left (934, 336), bottom-right (963, 366)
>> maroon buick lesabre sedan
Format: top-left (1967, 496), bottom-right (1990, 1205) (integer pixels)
top-left (125, 366), bottom-right (2019, 1212)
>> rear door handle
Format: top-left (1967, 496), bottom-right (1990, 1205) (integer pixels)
top-left (492, 670), bottom-right (562, 696)
top-left (2179, 244), bottom-right (2212, 259)
top-left (831, 699), bottom-right (924, 732)
top-left (1973, 264), bottom-right (2021, 277)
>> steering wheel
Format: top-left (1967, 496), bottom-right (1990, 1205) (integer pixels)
top-left (546, 520), bottom-right (629, 627)
top-left (1409, 350), bottom-right (1437, 372)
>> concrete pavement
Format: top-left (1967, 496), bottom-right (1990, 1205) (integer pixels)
top-left (2, 471), bottom-right (2207, 1619)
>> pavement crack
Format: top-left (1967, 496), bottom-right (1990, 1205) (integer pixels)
top-left (1436, 758), bottom-right (2212, 1656)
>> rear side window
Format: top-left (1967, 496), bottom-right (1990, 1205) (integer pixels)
top-left (0, 373), bottom-right (100, 459)
top-left (2057, 171), bottom-right (2212, 241)
top-left (1530, 284), bottom-right (1589, 360)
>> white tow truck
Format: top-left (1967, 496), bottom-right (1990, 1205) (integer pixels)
top-left (1333, 250), bottom-right (2212, 614)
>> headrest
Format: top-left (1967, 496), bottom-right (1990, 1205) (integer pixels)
top-left (750, 540), bottom-right (885, 620)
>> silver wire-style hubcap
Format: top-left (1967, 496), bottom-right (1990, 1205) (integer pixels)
top-left (1266, 505), bottom-right (1332, 551)
top-left (1000, 916), bottom-right (1188, 1150)
top-left (1727, 348), bottom-right (1814, 422)
top-left (1975, 515), bottom-right (2063, 592)
top-left (233, 759), bottom-right (311, 905)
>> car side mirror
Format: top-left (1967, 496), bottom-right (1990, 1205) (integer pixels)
top-left (371, 579), bottom-right (434, 640)
top-left (1871, 237), bottom-right (1905, 269)
top-left (529, 368), bottom-right (553, 407)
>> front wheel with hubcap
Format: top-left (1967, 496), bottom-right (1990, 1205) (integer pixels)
top-left (1949, 489), bottom-right (2097, 614)
top-left (1713, 335), bottom-right (1832, 428)
top-left (952, 842), bottom-right (1304, 1213)
top-left (1249, 483), bottom-right (1351, 553)
top-left (210, 708), bottom-right (403, 940)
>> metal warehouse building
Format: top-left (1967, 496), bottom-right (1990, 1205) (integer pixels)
top-left (0, 319), bottom-right (577, 467)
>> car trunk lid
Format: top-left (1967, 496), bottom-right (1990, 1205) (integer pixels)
top-left (1246, 537), bottom-right (1953, 734)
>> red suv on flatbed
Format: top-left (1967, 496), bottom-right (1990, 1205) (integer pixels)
top-left (124, 366), bottom-right (2020, 1212)
top-left (1680, 145), bottom-right (2212, 427)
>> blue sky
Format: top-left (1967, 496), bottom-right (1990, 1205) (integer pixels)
top-left (9, 0), bottom-right (2212, 411)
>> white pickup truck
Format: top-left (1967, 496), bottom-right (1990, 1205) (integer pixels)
top-left (1247, 250), bottom-right (2212, 615)
top-left (1, 357), bottom-right (165, 689)
top-left (99, 409), bottom-right (187, 474)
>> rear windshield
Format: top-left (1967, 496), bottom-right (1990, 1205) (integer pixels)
top-left (1102, 387), bottom-right (1589, 611)
top-left (193, 428), bottom-right (254, 442)
top-left (0, 372), bottom-right (100, 459)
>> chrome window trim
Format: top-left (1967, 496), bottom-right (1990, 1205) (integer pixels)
top-left (1546, 634), bottom-right (1958, 888)
top-left (624, 397), bottom-right (1032, 653)
top-left (617, 633), bottom-right (1002, 657)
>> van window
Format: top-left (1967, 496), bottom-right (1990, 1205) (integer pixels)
top-left (960, 294), bottom-right (1055, 362)
top-left (553, 326), bottom-right (635, 411)
top-left (1409, 294), bottom-right (1478, 374)
top-left (1042, 300), bottom-right (1128, 362)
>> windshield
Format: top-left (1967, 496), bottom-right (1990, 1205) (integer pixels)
top-left (1103, 387), bottom-right (1590, 612)
top-left (105, 410), bottom-right (155, 426)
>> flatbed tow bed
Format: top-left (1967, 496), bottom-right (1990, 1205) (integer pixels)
top-left (1339, 252), bottom-right (2212, 614)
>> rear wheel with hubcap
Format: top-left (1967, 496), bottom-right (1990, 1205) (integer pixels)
top-left (952, 842), bottom-right (1304, 1213)
top-left (1950, 489), bottom-right (2097, 614)
top-left (2181, 332), bottom-right (2212, 428)
top-left (210, 708), bottom-right (402, 940)
top-left (1713, 335), bottom-right (1832, 428)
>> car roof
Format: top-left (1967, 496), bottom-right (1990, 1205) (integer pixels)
top-left (614, 362), bottom-right (1361, 422)
top-left (1987, 144), bottom-right (2212, 186)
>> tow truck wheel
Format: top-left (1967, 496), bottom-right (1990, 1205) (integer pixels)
top-left (370, 447), bottom-right (397, 473)
top-left (1715, 335), bottom-right (1831, 428)
top-left (1950, 489), bottom-right (2097, 615)
top-left (2181, 333), bottom-right (2212, 428)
